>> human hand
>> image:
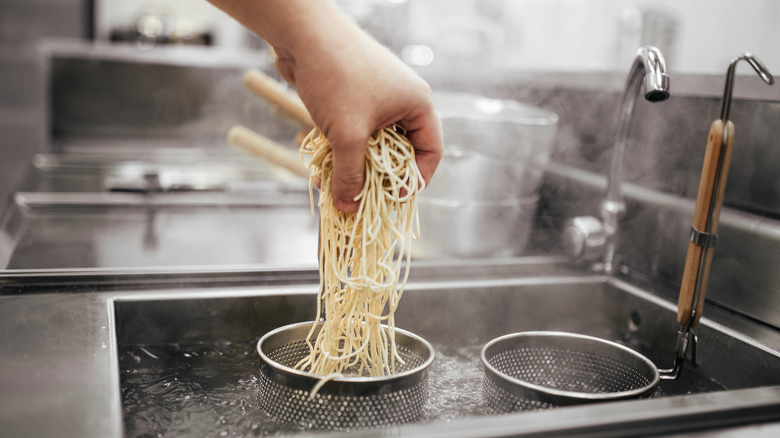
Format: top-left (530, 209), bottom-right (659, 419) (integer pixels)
top-left (207, 0), bottom-right (443, 213)
top-left (271, 7), bottom-right (443, 213)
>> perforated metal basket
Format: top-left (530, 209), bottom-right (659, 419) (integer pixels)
top-left (256, 321), bottom-right (435, 430)
top-left (481, 331), bottom-right (660, 412)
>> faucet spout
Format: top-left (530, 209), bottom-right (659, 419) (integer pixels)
top-left (561, 46), bottom-right (670, 272)
top-left (601, 46), bottom-right (670, 274)
top-left (640, 47), bottom-right (671, 101)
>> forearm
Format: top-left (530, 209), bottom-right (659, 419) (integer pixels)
top-left (207, 0), bottom-right (360, 57)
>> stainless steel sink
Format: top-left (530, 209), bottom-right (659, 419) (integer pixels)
top-left (1, 195), bottom-right (317, 269)
top-left (0, 153), bottom-right (317, 269)
top-left (111, 259), bottom-right (780, 437)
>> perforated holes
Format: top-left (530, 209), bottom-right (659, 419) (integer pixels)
top-left (258, 337), bottom-right (430, 430)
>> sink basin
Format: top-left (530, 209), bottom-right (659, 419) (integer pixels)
top-left (0, 198), bottom-right (317, 269)
top-left (113, 261), bottom-right (780, 437)
top-left (1, 153), bottom-right (317, 270)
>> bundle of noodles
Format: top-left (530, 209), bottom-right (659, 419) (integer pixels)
top-left (298, 125), bottom-right (423, 378)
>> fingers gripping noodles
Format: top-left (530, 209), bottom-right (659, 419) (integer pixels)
top-left (298, 125), bottom-right (423, 378)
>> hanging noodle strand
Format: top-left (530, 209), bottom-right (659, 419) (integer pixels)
top-left (297, 125), bottom-right (423, 378)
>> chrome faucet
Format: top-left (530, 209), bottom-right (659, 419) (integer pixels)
top-left (563, 46), bottom-right (670, 274)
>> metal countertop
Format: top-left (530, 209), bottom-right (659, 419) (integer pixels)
top-left (2, 261), bottom-right (780, 438)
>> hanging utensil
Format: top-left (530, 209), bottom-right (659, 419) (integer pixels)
top-left (227, 124), bottom-right (310, 178)
top-left (667, 53), bottom-right (774, 379)
top-left (242, 69), bottom-right (315, 133)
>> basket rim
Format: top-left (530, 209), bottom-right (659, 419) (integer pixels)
top-left (480, 330), bottom-right (661, 401)
top-left (257, 321), bottom-right (435, 384)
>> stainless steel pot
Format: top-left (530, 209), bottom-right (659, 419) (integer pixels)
top-left (413, 196), bottom-right (539, 259)
top-left (414, 92), bottom-right (557, 258)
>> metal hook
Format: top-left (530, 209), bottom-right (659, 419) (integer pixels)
top-left (720, 53), bottom-right (775, 122)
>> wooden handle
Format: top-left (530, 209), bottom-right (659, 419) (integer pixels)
top-left (677, 120), bottom-right (735, 327)
top-left (242, 69), bottom-right (315, 131)
top-left (228, 125), bottom-right (310, 178)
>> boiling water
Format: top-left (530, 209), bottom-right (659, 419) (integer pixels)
top-left (120, 339), bottom-right (490, 437)
top-left (120, 337), bottom-right (726, 437)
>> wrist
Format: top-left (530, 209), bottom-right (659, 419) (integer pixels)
top-left (258, 0), bottom-right (361, 58)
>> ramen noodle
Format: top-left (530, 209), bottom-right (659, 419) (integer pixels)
top-left (297, 125), bottom-right (422, 378)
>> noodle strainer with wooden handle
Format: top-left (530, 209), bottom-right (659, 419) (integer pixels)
top-left (482, 54), bottom-right (774, 411)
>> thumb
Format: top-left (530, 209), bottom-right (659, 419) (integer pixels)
top-left (328, 130), bottom-right (368, 214)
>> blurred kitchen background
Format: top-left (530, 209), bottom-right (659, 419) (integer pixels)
top-left (0, 0), bottom-right (779, 280)
top-left (2, 0), bottom-right (779, 200)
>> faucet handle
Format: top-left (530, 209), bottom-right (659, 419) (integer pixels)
top-left (561, 216), bottom-right (608, 263)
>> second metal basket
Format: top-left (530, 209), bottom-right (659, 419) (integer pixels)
top-left (481, 331), bottom-right (660, 412)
